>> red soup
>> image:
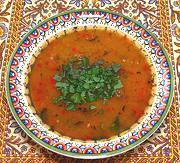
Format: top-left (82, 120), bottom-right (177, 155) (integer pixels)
top-left (29, 29), bottom-right (153, 140)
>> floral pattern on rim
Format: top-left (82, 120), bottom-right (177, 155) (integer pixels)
top-left (6, 10), bottom-right (173, 158)
top-left (92, 0), bottom-right (112, 8)
top-left (69, 0), bottom-right (89, 8)
top-left (107, 0), bottom-right (160, 36)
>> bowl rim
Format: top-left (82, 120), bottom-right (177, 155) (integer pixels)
top-left (5, 8), bottom-right (174, 159)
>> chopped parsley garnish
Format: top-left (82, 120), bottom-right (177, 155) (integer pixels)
top-left (111, 116), bottom-right (120, 132)
top-left (53, 57), bottom-right (123, 110)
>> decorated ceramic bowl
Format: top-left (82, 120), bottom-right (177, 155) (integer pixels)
top-left (5, 9), bottom-right (174, 159)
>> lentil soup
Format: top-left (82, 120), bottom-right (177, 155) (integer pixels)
top-left (29, 29), bottom-right (153, 140)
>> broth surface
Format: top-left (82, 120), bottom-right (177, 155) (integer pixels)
top-left (29, 29), bottom-right (153, 140)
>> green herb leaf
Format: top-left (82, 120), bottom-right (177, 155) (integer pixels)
top-left (69, 85), bottom-right (75, 93)
top-left (39, 108), bottom-right (47, 122)
top-left (53, 96), bottom-right (64, 104)
top-left (111, 116), bottom-right (120, 132)
top-left (114, 80), bottom-right (123, 89)
top-left (67, 103), bottom-right (76, 110)
top-left (83, 83), bottom-right (90, 89)
top-left (53, 75), bottom-right (62, 81)
top-left (81, 91), bottom-right (86, 97)
top-left (87, 92), bottom-right (96, 102)
top-left (81, 57), bottom-right (89, 68)
top-left (111, 64), bottom-right (120, 73)
top-left (71, 93), bottom-right (81, 103)
top-left (93, 76), bottom-right (100, 82)
top-left (92, 136), bottom-right (106, 141)
top-left (89, 105), bottom-right (96, 110)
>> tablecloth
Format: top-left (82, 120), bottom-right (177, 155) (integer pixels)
top-left (0, 0), bottom-right (179, 162)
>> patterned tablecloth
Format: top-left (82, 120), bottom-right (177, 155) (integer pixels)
top-left (0, 0), bottom-right (179, 162)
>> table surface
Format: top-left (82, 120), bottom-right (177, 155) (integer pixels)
top-left (0, 0), bottom-right (179, 162)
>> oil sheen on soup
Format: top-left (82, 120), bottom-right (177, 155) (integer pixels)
top-left (29, 29), bottom-right (153, 140)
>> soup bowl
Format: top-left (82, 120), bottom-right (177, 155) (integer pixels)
top-left (5, 9), bottom-right (174, 159)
